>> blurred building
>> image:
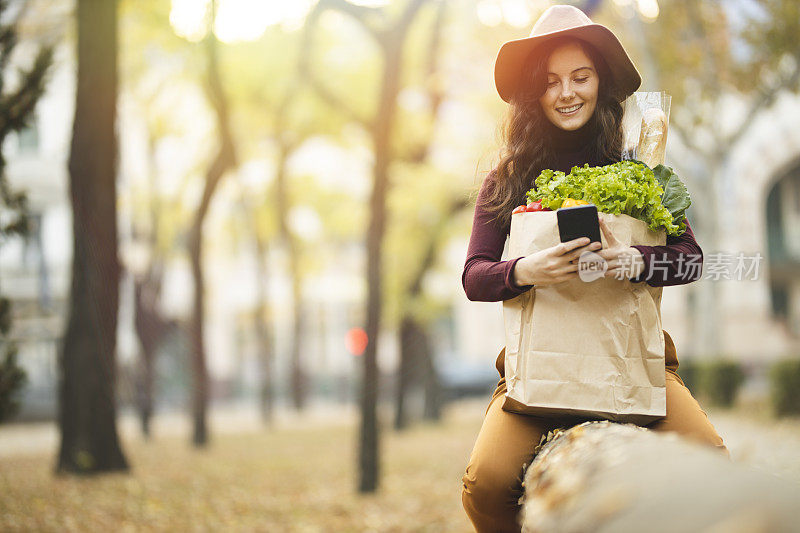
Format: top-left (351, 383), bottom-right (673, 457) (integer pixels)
top-left (1, 42), bottom-right (73, 420)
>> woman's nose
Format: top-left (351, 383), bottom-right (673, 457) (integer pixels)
top-left (560, 82), bottom-right (575, 100)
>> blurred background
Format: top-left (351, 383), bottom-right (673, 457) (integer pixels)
top-left (1, 0), bottom-right (799, 530)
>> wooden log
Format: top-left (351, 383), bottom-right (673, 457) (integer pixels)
top-left (521, 421), bottom-right (800, 533)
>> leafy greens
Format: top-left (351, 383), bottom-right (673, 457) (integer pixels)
top-left (525, 160), bottom-right (692, 236)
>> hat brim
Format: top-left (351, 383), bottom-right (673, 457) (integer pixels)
top-left (494, 24), bottom-right (641, 104)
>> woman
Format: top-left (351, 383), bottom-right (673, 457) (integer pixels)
top-left (460, 6), bottom-right (729, 533)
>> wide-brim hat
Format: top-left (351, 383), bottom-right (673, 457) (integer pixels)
top-left (494, 5), bottom-right (641, 103)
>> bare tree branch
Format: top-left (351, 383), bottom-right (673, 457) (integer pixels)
top-left (677, 2), bottom-right (800, 156)
top-left (682, 0), bottom-right (727, 149)
top-left (396, 0), bottom-right (429, 36)
top-left (721, 53), bottom-right (800, 153)
top-left (299, 1), bottom-right (373, 128)
top-left (670, 119), bottom-right (706, 162)
top-left (396, 0), bottom-right (446, 164)
top-left (407, 195), bottom-right (467, 296)
top-left (318, 0), bottom-right (386, 37)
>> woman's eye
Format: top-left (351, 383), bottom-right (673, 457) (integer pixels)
top-left (575, 77), bottom-right (588, 83)
top-left (547, 81), bottom-right (558, 87)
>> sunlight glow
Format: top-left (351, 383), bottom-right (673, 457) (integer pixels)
top-left (170, 0), bottom-right (210, 42)
top-left (500, 0), bottom-right (531, 29)
top-left (476, 1), bottom-right (503, 27)
top-left (636, 0), bottom-right (660, 22)
top-left (169, 0), bottom-right (317, 43)
top-left (215, 0), bottom-right (273, 42)
top-left (477, 0), bottom-right (554, 28)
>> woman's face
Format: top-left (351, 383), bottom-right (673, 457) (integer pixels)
top-left (538, 41), bottom-right (599, 131)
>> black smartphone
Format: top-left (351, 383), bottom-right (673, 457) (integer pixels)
top-left (557, 204), bottom-right (602, 246)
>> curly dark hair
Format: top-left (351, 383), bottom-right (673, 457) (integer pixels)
top-left (481, 36), bottom-right (625, 228)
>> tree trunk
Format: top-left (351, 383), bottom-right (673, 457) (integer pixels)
top-left (133, 267), bottom-right (171, 438)
top-left (187, 6), bottom-right (237, 447)
top-left (252, 223), bottom-right (274, 425)
top-left (521, 421), bottom-right (800, 532)
top-left (359, 25), bottom-right (409, 489)
top-left (394, 316), bottom-right (418, 430)
top-left (187, 226), bottom-right (209, 447)
top-left (358, 2), bottom-right (434, 491)
top-left (392, 0), bottom-right (448, 430)
top-left (395, 315), bottom-right (441, 428)
top-left (301, 0), bottom-right (432, 493)
top-left (394, 198), bottom-right (466, 429)
top-left (132, 134), bottom-right (170, 439)
top-left (360, 129), bottom-right (390, 492)
top-left (273, 144), bottom-right (307, 411)
top-left (290, 293), bottom-right (306, 410)
top-left (57, 0), bottom-right (128, 474)
top-left (421, 326), bottom-right (442, 421)
top-left (139, 347), bottom-right (153, 437)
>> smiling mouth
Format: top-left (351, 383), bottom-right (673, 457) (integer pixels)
top-left (557, 103), bottom-right (583, 116)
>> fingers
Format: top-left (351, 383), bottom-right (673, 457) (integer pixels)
top-left (559, 262), bottom-right (579, 274)
top-left (556, 237), bottom-right (590, 255)
top-left (567, 242), bottom-right (601, 261)
top-left (598, 217), bottom-right (615, 246)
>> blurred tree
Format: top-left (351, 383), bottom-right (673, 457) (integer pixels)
top-left (120, 0), bottom-right (210, 438)
top-left (236, 189), bottom-right (277, 424)
top-left (187, 0), bottom-right (238, 447)
top-left (219, 23), bottom-right (355, 417)
top-left (0, 0), bottom-right (52, 423)
top-left (222, 33), bottom-right (306, 421)
top-left (273, 83), bottom-right (310, 412)
top-left (128, 122), bottom-right (178, 439)
top-left (301, 0), bottom-right (436, 493)
top-left (630, 0), bottom-right (800, 356)
top-left (119, 2), bottom-right (346, 428)
top-left (132, 253), bottom-right (175, 438)
top-left (393, 203), bottom-right (465, 427)
top-left (390, 0), bottom-right (453, 430)
top-left (57, 0), bottom-right (128, 472)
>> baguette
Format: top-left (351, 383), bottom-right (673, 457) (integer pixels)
top-left (637, 107), bottom-right (668, 167)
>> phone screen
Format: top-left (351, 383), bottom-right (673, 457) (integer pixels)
top-left (556, 204), bottom-right (602, 245)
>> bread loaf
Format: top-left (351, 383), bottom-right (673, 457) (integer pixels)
top-left (637, 107), bottom-right (668, 167)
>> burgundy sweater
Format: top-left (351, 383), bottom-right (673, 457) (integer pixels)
top-left (462, 120), bottom-right (703, 302)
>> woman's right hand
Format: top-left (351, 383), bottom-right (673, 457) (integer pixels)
top-left (512, 237), bottom-right (602, 287)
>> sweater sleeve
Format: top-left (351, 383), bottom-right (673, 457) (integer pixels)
top-left (462, 174), bottom-right (534, 302)
top-left (629, 217), bottom-right (703, 287)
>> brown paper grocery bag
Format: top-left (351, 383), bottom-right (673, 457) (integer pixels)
top-left (502, 211), bottom-right (667, 425)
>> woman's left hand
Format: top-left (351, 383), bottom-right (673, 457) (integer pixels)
top-left (594, 217), bottom-right (645, 280)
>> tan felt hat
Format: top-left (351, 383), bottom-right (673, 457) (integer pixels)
top-left (494, 5), bottom-right (641, 103)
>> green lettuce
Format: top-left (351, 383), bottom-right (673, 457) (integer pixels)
top-left (525, 160), bottom-right (691, 236)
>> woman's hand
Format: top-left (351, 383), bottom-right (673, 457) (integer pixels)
top-left (595, 217), bottom-right (645, 280)
top-left (512, 237), bottom-right (602, 287)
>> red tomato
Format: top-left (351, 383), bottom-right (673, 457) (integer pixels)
top-left (526, 200), bottom-right (544, 212)
top-left (512, 205), bottom-right (527, 215)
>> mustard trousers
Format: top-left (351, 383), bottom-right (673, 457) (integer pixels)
top-left (460, 330), bottom-right (730, 533)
